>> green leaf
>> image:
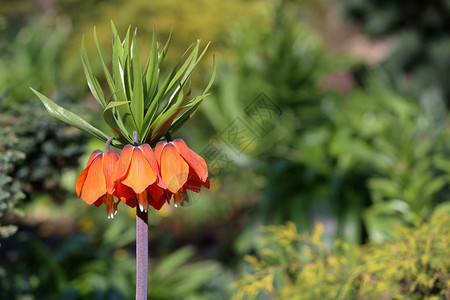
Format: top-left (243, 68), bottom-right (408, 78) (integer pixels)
top-left (166, 41), bottom-right (199, 95)
top-left (80, 36), bottom-right (106, 107)
top-left (130, 30), bottom-right (144, 131)
top-left (142, 66), bottom-right (178, 135)
top-left (111, 22), bottom-right (137, 134)
top-left (203, 54), bottom-right (216, 94)
top-left (171, 94), bottom-right (210, 132)
top-left (93, 27), bottom-right (116, 100)
top-left (171, 57), bottom-right (215, 131)
top-left (143, 30), bottom-right (159, 108)
top-left (121, 26), bottom-right (131, 66)
top-left (31, 88), bottom-right (109, 142)
top-left (95, 32), bottom-right (129, 142)
top-left (104, 100), bottom-right (131, 111)
top-left (103, 101), bottom-right (133, 144)
top-left (146, 42), bottom-right (200, 123)
top-left (158, 29), bottom-right (172, 66)
top-left (121, 26), bottom-right (133, 101)
top-left (144, 105), bottom-right (183, 145)
top-left (181, 41), bottom-right (210, 86)
top-left (170, 102), bottom-right (201, 133)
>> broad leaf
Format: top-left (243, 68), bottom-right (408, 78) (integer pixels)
top-left (31, 88), bottom-right (110, 142)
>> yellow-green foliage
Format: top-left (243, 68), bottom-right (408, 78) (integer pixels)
top-left (69, 0), bottom-right (269, 66)
top-left (232, 214), bottom-right (450, 300)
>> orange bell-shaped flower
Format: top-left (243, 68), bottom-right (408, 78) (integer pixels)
top-left (113, 144), bottom-right (167, 212)
top-left (155, 139), bottom-right (209, 206)
top-left (76, 149), bottom-right (120, 218)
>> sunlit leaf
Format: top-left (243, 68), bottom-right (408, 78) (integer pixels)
top-left (31, 88), bottom-right (110, 142)
top-left (80, 36), bottom-right (106, 107)
top-left (130, 30), bottom-right (144, 131)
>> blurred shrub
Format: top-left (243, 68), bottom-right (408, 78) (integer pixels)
top-left (0, 15), bottom-right (74, 110)
top-left (0, 127), bottom-right (25, 238)
top-left (0, 16), bottom-right (88, 237)
top-left (338, 0), bottom-right (450, 104)
top-left (202, 2), bottom-right (450, 248)
top-left (330, 79), bottom-right (450, 241)
top-left (202, 1), bottom-right (364, 246)
top-left (232, 210), bottom-right (450, 300)
top-left (0, 199), bottom-right (225, 299)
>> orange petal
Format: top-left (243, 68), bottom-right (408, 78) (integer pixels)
top-left (86, 150), bottom-right (103, 167)
top-left (203, 178), bottom-right (210, 189)
top-left (160, 143), bottom-right (189, 193)
top-left (147, 183), bottom-right (164, 202)
top-left (173, 139), bottom-right (208, 181)
top-left (184, 170), bottom-right (203, 192)
top-left (103, 150), bottom-right (119, 194)
top-left (121, 148), bottom-right (157, 193)
top-left (147, 184), bottom-right (167, 210)
top-left (113, 145), bottom-right (134, 182)
top-left (115, 183), bottom-right (137, 208)
top-left (93, 196), bottom-right (105, 207)
top-left (81, 155), bottom-right (107, 204)
top-left (154, 141), bottom-right (166, 165)
top-left (148, 196), bottom-right (165, 210)
top-left (76, 150), bottom-right (103, 197)
top-left (76, 168), bottom-right (88, 197)
top-left (140, 144), bottom-right (168, 190)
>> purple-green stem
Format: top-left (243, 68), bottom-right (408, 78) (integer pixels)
top-left (136, 207), bottom-right (148, 300)
top-left (133, 131), bottom-right (148, 299)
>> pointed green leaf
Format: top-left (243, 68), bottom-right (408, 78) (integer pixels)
top-left (146, 43), bottom-right (199, 121)
top-left (31, 88), bottom-right (109, 142)
top-left (80, 36), bottom-right (106, 107)
top-left (170, 56), bottom-right (215, 132)
top-left (130, 31), bottom-right (144, 131)
top-left (122, 26), bottom-right (133, 101)
top-left (143, 65), bottom-right (178, 130)
top-left (144, 105), bottom-right (183, 145)
top-left (104, 100), bottom-right (131, 110)
top-left (111, 21), bottom-right (124, 61)
top-left (166, 41), bottom-right (199, 94)
top-left (203, 54), bottom-right (216, 94)
top-left (121, 26), bottom-right (131, 65)
top-left (123, 57), bottom-right (133, 102)
top-left (93, 27), bottom-right (116, 100)
top-left (143, 30), bottom-right (159, 108)
top-left (103, 101), bottom-right (133, 143)
top-left (171, 92), bottom-right (211, 133)
top-left (111, 23), bottom-right (137, 133)
top-left (158, 29), bottom-right (172, 66)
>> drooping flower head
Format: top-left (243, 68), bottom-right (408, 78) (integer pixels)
top-left (113, 144), bottom-right (167, 212)
top-left (155, 139), bottom-right (209, 206)
top-left (76, 149), bottom-right (120, 218)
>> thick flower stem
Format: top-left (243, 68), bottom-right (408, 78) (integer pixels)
top-left (136, 207), bottom-right (148, 300)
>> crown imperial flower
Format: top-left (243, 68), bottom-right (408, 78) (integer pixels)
top-left (76, 149), bottom-right (120, 218)
top-left (33, 24), bottom-right (215, 298)
top-left (155, 139), bottom-right (209, 206)
top-left (113, 144), bottom-right (167, 212)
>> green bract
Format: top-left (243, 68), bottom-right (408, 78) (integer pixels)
top-left (32, 22), bottom-right (215, 148)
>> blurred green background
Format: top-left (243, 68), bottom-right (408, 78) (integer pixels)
top-left (1, 0), bottom-right (449, 299)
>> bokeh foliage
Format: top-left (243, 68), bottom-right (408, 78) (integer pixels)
top-left (232, 211), bottom-right (450, 300)
top-left (338, 0), bottom-right (450, 104)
